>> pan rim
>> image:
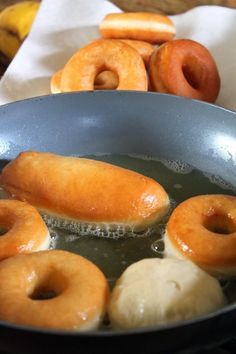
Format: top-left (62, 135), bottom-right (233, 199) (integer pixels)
top-left (0, 90), bottom-right (236, 339)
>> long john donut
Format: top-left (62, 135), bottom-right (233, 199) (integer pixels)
top-left (0, 151), bottom-right (170, 233)
top-left (149, 39), bottom-right (220, 103)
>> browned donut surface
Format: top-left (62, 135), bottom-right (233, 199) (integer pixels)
top-left (149, 39), bottom-right (220, 103)
top-left (0, 151), bottom-right (170, 231)
top-left (0, 250), bottom-right (109, 330)
top-left (0, 199), bottom-right (49, 260)
top-left (166, 195), bottom-right (236, 268)
top-left (60, 39), bottom-right (148, 92)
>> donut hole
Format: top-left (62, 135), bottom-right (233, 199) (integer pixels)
top-left (94, 70), bottom-right (119, 90)
top-left (29, 271), bottom-right (68, 301)
top-left (30, 288), bottom-right (57, 300)
top-left (0, 227), bottom-right (8, 236)
top-left (203, 213), bottom-right (236, 235)
top-left (182, 64), bottom-right (200, 90)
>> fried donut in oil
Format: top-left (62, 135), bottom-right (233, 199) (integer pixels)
top-left (0, 199), bottom-right (49, 260)
top-left (165, 194), bottom-right (236, 278)
top-left (0, 250), bottom-right (109, 330)
top-left (0, 151), bottom-right (170, 234)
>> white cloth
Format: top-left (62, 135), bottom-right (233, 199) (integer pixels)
top-left (0, 0), bottom-right (235, 111)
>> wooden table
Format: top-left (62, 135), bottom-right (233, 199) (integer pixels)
top-left (0, 0), bottom-right (236, 13)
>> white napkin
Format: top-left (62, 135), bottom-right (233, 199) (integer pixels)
top-left (0, 0), bottom-right (235, 111)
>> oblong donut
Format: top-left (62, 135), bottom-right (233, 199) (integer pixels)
top-left (99, 12), bottom-right (176, 44)
top-left (0, 199), bottom-right (50, 260)
top-left (0, 250), bottom-right (109, 330)
top-left (149, 39), bottom-right (220, 103)
top-left (165, 194), bottom-right (236, 278)
top-left (60, 39), bottom-right (148, 92)
top-left (0, 151), bottom-right (170, 234)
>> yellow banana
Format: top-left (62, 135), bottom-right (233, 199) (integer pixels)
top-left (0, 1), bottom-right (40, 41)
top-left (0, 1), bottom-right (39, 68)
top-left (0, 29), bottom-right (21, 66)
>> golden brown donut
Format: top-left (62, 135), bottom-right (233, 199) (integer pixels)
top-left (93, 40), bottom-right (154, 89)
top-left (149, 39), bottom-right (220, 103)
top-left (60, 39), bottom-right (148, 92)
top-left (51, 69), bottom-right (119, 93)
top-left (165, 194), bottom-right (236, 278)
top-left (0, 151), bottom-right (170, 233)
top-left (99, 12), bottom-right (176, 44)
top-left (0, 250), bottom-right (109, 330)
top-left (50, 39), bottom-right (153, 93)
top-left (94, 40), bottom-right (154, 89)
top-left (0, 199), bottom-right (50, 260)
top-left (121, 39), bottom-right (155, 67)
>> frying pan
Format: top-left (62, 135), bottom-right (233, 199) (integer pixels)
top-left (0, 91), bottom-right (235, 354)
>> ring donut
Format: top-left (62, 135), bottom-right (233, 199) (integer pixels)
top-left (0, 151), bottom-right (170, 234)
top-left (0, 199), bottom-right (50, 260)
top-left (149, 39), bottom-right (220, 103)
top-left (121, 39), bottom-right (154, 67)
top-left (99, 12), bottom-right (176, 44)
top-left (0, 250), bottom-right (109, 330)
top-left (165, 194), bottom-right (236, 278)
top-left (60, 39), bottom-right (148, 92)
top-left (50, 39), bottom-right (153, 93)
top-left (51, 69), bottom-right (119, 93)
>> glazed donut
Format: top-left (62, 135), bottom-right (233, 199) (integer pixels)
top-left (0, 250), bottom-right (109, 330)
top-left (165, 194), bottom-right (236, 278)
top-left (108, 258), bottom-right (225, 329)
top-left (99, 12), bottom-right (176, 44)
top-left (60, 39), bottom-right (148, 92)
top-left (0, 151), bottom-right (170, 234)
top-left (149, 39), bottom-right (220, 103)
top-left (0, 199), bottom-right (50, 260)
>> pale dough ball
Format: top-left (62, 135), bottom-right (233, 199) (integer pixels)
top-left (108, 258), bottom-right (225, 329)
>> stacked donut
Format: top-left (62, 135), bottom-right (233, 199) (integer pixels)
top-left (50, 12), bottom-right (221, 103)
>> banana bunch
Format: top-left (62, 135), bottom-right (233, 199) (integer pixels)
top-left (0, 1), bottom-right (39, 67)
